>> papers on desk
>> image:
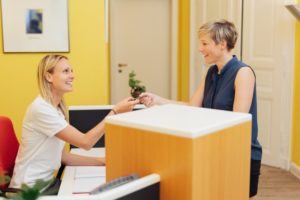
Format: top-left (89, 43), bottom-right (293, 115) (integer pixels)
top-left (73, 166), bottom-right (106, 194)
top-left (73, 177), bottom-right (105, 194)
top-left (75, 166), bottom-right (106, 178)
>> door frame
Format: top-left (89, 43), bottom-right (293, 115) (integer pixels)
top-left (108, 0), bottom-right (178, 102)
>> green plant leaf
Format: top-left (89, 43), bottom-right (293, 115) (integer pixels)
top-left (0, 175), bottom-right (10, 185)
top-left (7, 179), bottom-right (54, 200)
top-left (141, 86), bottom-right (146, 92)
top-left (135, 80), bottom-right (141, 84)
top-left (128, 70), bottom-right (146, 95)
top-left (129, 79), bottom-right (136, 88)
top-left (20, 189), bottom-right (40, 200)
top-left (33, 179), bottom-right (53, 191)
top-left (129, 71), bottom-right (136, 78)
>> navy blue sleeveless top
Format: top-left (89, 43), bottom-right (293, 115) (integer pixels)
top-left (202, 56), bottom-right (262, 160)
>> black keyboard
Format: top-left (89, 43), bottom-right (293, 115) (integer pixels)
top-left (90, 173), bottom-right (139, 194)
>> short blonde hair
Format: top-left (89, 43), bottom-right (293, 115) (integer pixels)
top-left (198, 19), bottom-right (238, 50)
top-left (37, 55), bottom-right (69, 119)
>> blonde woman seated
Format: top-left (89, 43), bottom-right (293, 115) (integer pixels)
top-left (9, 55), bottom-right (139, 195)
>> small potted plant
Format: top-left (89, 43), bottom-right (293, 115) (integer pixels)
top-left (128, 71), bottom-right (146, 98)
top-left (0, 169), bottom-right (11, 197)
top-left (0, 171), bottom-right (10, 187)
top-left (0, 169), bottom-right (52, 200)
top-left (9, 179), bottom-right (53, 200)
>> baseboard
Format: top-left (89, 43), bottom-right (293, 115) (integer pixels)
top-left (281, 156), bottom-right (291, 170)
top-left (290, 162), bottom-right (300, 180)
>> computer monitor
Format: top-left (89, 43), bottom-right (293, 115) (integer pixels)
top-left (69, 105), bottom-right (145, 148)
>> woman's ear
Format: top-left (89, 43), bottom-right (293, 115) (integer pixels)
top-left (220, 40), bottom-right (227, 50)
top-left (219, 40), bottom-right (227, 50)
top-left (45, 72), bottom-right (53, 83)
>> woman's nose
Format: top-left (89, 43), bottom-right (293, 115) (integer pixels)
top-left (70, 72), bottom-right (75, 79)
top-left (198, 46), bottom-right (204, 53)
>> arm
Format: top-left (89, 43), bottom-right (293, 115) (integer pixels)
top-left (139, 93), bottom-right (182, 107)
top-left (61, 148), bottom-right (105, 166)
top-left (140, 78), bottom-right (205, 107)
top-left (140, 67), bottom-right (207, 107)
top-left (56, 97), bottom-right (139, 150)
top-left (189, 78), bottom-right (205, 107)
top-left (56, 122), bottom-right (105, 151)
top-left (233, 67), bottom-right (255, 113)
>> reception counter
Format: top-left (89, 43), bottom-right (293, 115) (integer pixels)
top-left (105, 104), bottom-right (252, 200)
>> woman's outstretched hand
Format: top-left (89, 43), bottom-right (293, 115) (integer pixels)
top-left (139, 92), bottom-right (166, 107)
top-left (113, 97), bottom-right (140, 114)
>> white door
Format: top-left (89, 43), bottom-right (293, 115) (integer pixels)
top-left (190, 0), bottom-right (295, 168)
top-left (242, 0), bottom-right (294, 168)
top-left (109, 0), bottom-right (177, 103)
top-left (189, 0), bottom-right (242, 95)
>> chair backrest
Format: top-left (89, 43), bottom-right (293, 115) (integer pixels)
top-left (0, 116), bottom-right (19, 189)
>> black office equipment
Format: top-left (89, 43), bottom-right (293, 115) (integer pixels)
top-left (69, 105), bottom-right (145, 148)
top-left (69, 106), bottom-right (111, 148)
top-left (90, 173), bottom-right (160, 200)
top-left (90, 173), bottom-right (139, 194)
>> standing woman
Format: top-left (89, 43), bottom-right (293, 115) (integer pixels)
top-left (140, 19), bottom-right (262, 199)
top-left (9, 55), bottom-right (139, 194)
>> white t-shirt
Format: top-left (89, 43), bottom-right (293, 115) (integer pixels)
top-left (9, 96), bottom-right (68, 188)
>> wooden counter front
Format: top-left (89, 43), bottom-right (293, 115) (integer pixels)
top-left (105, 122), bottom-right (250, 199)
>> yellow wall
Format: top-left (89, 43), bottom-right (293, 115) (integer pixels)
top-left (292, 3), bottom-right (300, 165)
top-left (0, 1), bottom-right (109, 139)
top-left (177, 0), bottom-right (190, 101)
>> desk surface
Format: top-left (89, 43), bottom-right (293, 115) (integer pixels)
top-left (58, 148), bottom-right (105, 196)
top-left (106, 104), bottom-right (251, 138)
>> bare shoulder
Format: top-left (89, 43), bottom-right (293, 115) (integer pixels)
top-left (236, 67), bottom-right (255, 81)
top-left (235, 67), bottom-right (255, 89)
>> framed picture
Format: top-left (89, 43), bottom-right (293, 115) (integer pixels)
top-left (1, 0), bottom-right (69, 52)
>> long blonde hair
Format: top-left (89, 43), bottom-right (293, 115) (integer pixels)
top-left (37, 55), bottom-right (69, 120)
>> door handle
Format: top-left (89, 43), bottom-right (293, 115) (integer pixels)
top-left (118, 63), bottom-right (128, 68)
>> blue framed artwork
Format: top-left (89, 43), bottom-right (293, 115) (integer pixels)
top-left (1, 0), bottom-right (69, 52)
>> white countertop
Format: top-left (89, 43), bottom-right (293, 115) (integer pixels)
top-left (56, 148), bottom-right (160, 200)
top-left (105, 104), bottom-right (251, 138)
top-left (58, 148), bottom-right (105, 196)
top-left (69, 104), bottom-right (145, 110)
